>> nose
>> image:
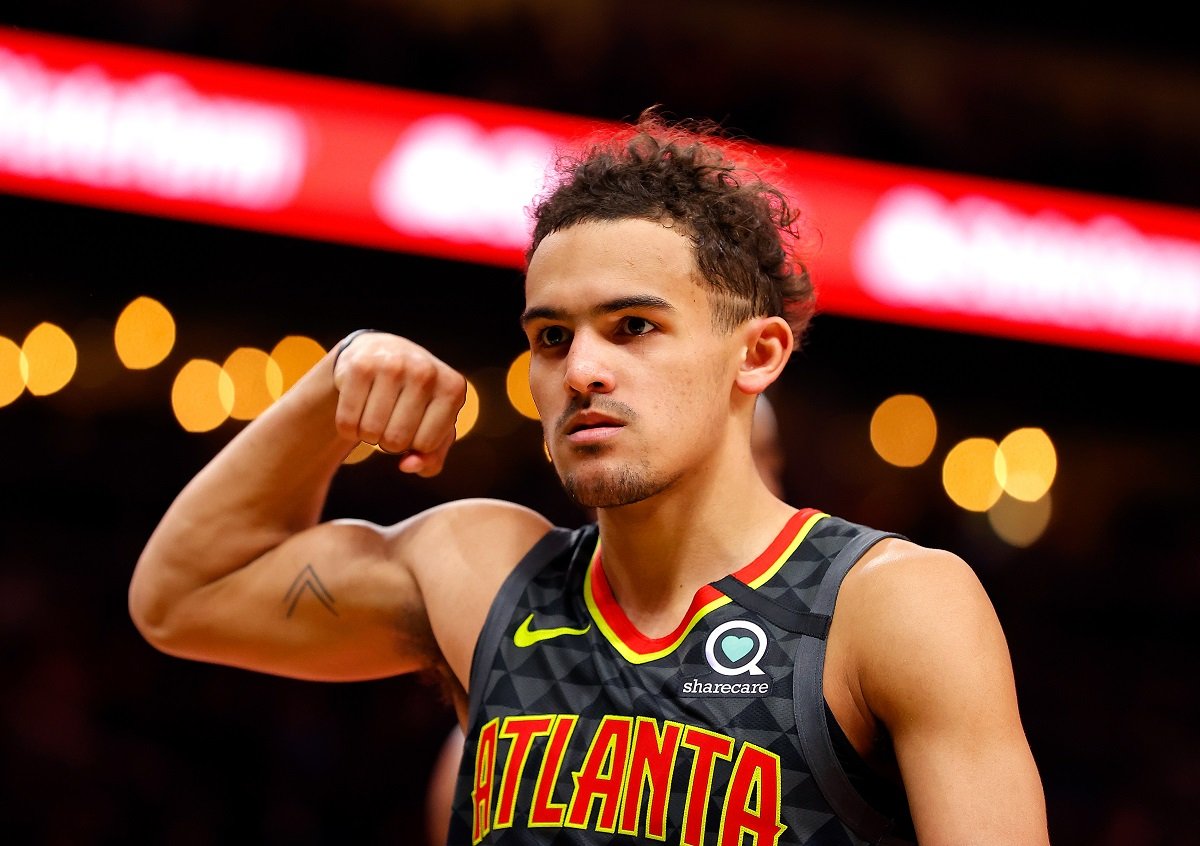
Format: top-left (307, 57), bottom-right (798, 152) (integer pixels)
top-left (563, 331), bottom-right (614, 395)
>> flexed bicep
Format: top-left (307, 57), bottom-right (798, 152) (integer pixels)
top-left (136, 519), bottom-right (436, 682)
top-left (129, 329), bottom-right (474, 682)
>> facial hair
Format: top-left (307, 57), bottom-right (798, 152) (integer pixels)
top-left (551, 397), bottom-right (677, 508)
top-left (560, 458), bottom-right (677, 509)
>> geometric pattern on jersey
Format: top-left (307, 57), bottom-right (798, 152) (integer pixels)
top-left (448, 509), bottom-right (917, 845)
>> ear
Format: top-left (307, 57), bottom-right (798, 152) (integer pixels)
top-left (735, 316), bottom-right (793, 396)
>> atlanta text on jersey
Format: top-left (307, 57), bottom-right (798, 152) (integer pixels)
top-left (469, 713), bottom-right (787, 845)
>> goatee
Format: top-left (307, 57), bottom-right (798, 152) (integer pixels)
top-left (560, 461), bottom-right (677, 509)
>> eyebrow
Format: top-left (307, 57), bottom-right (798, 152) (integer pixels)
top-left (520, 295), bottom-right (675, 326)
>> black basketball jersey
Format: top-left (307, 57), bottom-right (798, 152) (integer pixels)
top-left (447, 509), bottom-right (917, 845)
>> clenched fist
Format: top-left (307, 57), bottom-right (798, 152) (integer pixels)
top-left (331, 331), bottom-right (467, 477)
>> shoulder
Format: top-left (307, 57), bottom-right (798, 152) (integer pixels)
top-left (382, 498), bottom-right (556, 688)
top-left (836, 537), bottom-right (1014, 720)
top-left (386, 498), bottom-right (555, 572)
top-left (841, 536), bottom-right (989, 618)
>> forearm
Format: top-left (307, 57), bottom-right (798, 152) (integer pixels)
top-left (130, 347), bottom-right (352, 627)
top-left (130, 328), bottom-right (466, 658)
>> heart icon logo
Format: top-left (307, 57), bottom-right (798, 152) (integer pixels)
top-left (704, 621), bottom-right (768, 677)
top-left (721, 635), bottom-right (754, 662)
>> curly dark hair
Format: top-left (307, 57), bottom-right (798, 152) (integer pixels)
top-left (526, 110), bottom-right (818, 344)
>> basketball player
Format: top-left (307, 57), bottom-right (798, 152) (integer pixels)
top-left (423, 395), bottom-right (788, 846)
top-left (130, 113), bottom-right (1049, 844)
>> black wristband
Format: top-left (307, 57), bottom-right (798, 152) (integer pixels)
top-left (332, 329), bottom-right (382, 371)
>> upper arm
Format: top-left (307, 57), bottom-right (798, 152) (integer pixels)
top-left (131, 499), bottom-right (552, 685)
top-left (843, 541), bottom-right (1049, 845)
top-left (132, 516), bottom-right (427, 681)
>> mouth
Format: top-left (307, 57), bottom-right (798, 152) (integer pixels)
top-left (563, 412), bottom-right (626, 444)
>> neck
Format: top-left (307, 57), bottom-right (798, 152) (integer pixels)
top-left (593, 448), bottom-right (796, 639)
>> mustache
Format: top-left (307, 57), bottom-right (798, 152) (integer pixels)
top-left (555, 397), bottom-right (638, 434)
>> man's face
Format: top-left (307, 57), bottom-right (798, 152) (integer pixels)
top-left (522, 218), bottom-right (741, 509)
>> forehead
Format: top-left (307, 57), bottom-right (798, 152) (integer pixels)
top-left (523, 218), bottom-right (703, 313)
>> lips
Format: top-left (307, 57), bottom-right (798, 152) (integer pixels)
top-left (560, 409), bottom-right (627, 445)
top-left (564, 411), bottom-right (625, 435)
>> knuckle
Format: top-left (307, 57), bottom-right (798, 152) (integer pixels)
top-left (379, 354), bottom-right (408, 380)
top-left (407, 359), bottom-right (437, 388)
top-left (416, 430), bottom-right (452, 456)
top-left (355, 417), bottom-right (381, 443)
top-left (334, 407), bottom-right (357, 432)
top-left (413, 423), bottom-right (452, 455)
top-left (348, 356), bottom-right (375, 379)
top-left (381, 424), bottom-right (414, 452)
top-left (379, 437), bottom-right (407, 454)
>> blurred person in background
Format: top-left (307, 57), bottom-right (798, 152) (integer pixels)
top-left (130, 111), bottom-right (1048, 845)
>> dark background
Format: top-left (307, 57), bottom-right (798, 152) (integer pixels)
top-left (2, 2), bottom-right (1198, 844)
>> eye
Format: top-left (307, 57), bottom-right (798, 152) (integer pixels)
top-left (621, 316), bottom-right (655, 336)
top-left (536, 325), bottom-right (570, 347)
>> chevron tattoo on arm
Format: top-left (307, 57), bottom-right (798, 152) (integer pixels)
top-left (283, 563), bottom-right (338, 618)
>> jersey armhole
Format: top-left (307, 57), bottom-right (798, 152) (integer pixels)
top-left (464, 526), bottom-right (580, 724)
top-left (794, 522), bottom-right (917, 846)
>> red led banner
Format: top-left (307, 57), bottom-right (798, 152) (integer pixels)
top-left (3, 27), bottom-right (1199, 363)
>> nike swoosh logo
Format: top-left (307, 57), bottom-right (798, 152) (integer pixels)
top-left (513, 613), bottom-right (591, 647)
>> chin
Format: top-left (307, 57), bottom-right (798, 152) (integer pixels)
top-left (559, 462), bottom-right (676, 509)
